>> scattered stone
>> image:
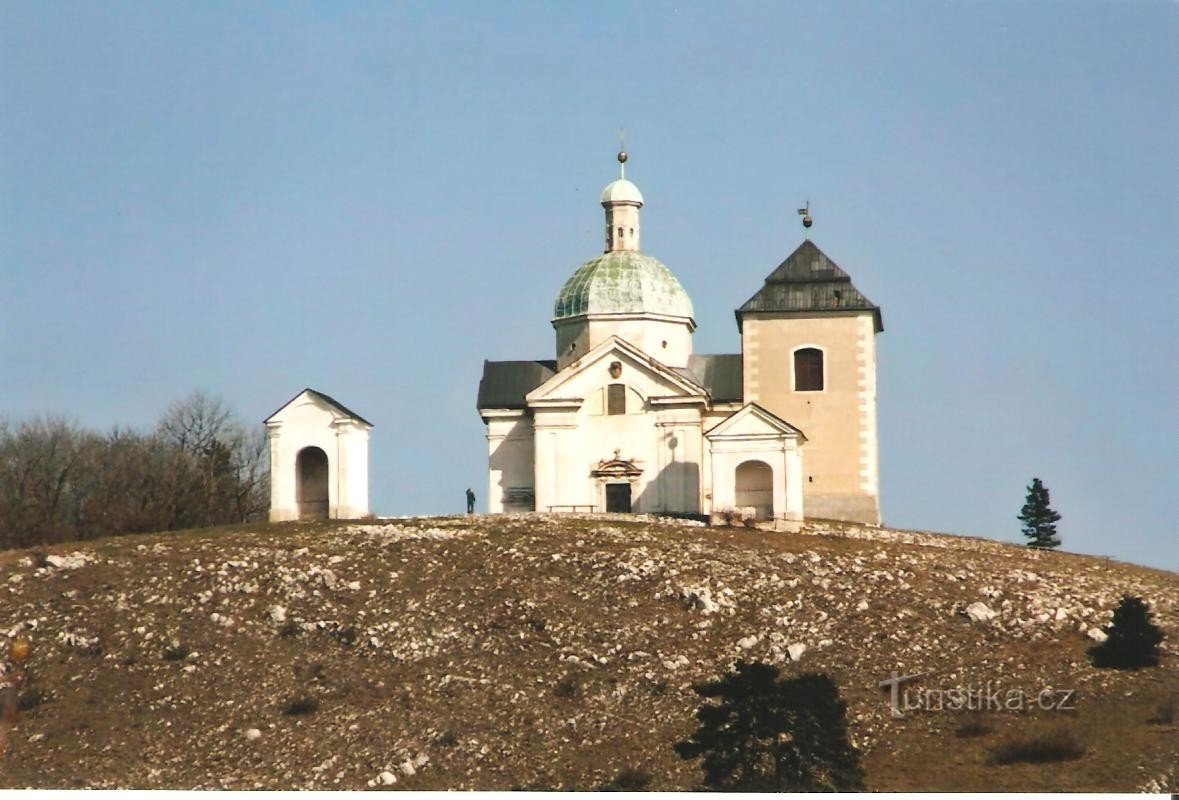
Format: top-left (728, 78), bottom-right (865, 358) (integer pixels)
top-left (245, 728), bottom-right (262, 741)
top-left (45, 552), bottom-right (92, 570)
top-left (787, 643), bottom-right (807, 662)
top-left (964, 602), bottom-right (997, 622)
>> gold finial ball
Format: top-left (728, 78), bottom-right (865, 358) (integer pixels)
top-left (617, 150), bottom-right (628, 164)
top-left (10, 636), bottom-right (30, 663)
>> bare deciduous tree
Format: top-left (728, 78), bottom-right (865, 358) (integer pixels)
top-left (0, 393), bottom-right (270, 550)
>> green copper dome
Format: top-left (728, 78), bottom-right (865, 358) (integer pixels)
top-left (553, 250), bottom-right (694, 321)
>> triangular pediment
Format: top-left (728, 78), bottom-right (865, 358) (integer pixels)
top-left (264, 388), bottom-right (373, 427)
top-left (525, 336), bottom-right (706, 405)
top-left (705, 403), bottom-right (806, 441)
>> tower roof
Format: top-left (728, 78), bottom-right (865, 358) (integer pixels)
top-left (736, 239), bottom-right (883, 332)
top-left (553, 250), bottom-right (694, 321)
top-left (600, 177), bottom-right (644, 205)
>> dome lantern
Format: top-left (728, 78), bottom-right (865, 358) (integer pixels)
top-left (600, 148), bottom-right (643, 253)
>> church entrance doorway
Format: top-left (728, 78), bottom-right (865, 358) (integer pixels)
top-left (605, 482), bottom-right (632, 513)
top-left (735, 460), bottom-right (773, 519)
top-left (296, 446), bottom-right (329, 519)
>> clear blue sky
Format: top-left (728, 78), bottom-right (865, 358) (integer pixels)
top-left (2, 2), bottom-right (1176, 570)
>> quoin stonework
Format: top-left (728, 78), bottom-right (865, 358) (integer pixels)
top-left (476, 151), bottom-right (883, 525)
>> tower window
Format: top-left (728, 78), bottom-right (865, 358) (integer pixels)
top-left (617, 226), bottom-right (624, 239)
top-left (607, 383), bottom-right (626, 415)
top-left (794, 348), bottom-right (824, 392)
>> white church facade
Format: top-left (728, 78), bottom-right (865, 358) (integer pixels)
top-left (477, 152), bottom-right (884, 525)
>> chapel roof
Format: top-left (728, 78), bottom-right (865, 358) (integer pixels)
top-left (476, 360), bottom-right (558, 410)
top-left (477, 354), bottom-right (742, 410)
top-left (682, 354), bottom-right (743, 403)
top-left (264, 387), bottom-right (373, 426)
top-left (737, 239), bottom-right (883, 332)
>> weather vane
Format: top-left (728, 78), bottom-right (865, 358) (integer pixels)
top-left (797, 201), bottom-right (813, 238)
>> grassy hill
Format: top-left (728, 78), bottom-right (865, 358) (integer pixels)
top-left (1, 514), bottom-right (1176, 790)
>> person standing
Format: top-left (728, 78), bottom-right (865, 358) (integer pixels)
top-left (465, 487), bottom-right (475, 514)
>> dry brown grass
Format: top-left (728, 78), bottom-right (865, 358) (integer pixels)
top-left (0, 514), bottom-right (1175, 790)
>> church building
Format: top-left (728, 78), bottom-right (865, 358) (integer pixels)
top-left (476, 152), bottom-right (883, 525)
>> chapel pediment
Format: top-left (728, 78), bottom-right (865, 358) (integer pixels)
top-left (524, 335), bottom-right (706, 406)
top-left (705, 403), bottom-right (806, 442)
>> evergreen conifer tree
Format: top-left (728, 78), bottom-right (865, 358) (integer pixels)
top-left (675, 661), bottom-right (864, 791)
top-left (1018, 477), bottom-right (1062, 549)
top-left (1089, 594), bottom-right (1165, 669)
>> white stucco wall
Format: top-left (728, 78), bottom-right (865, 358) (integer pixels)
top-left (554, 315), bottom-right (694, 370)
top-left (485, 410), bottom-right (535, 513)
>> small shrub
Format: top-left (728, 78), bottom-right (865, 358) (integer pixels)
top-left (553, 675), bottom-right (578, 699)
top-left (1089, 594), bottom-right (1165, 670)
top-left (18, 687), bottom-right (45, 712)
top-left (954, 714), bottom-right (992, 738)
top-left (988, 728), bottom-right (1085, 765)
top-left (435, 730), bottom-right (459, 747)
top-left (742, 516), bottom-right (757, 528)
top-left (333, 626), bottom-right (358, 646)
top-left (715, 508), bottom-right (742, 527)
top-left (282, 695), bottom-right (319, 716)
top-left (600, 767), bottom-right (652, 791)
top-left (162, 642), bottom-right (190, 661)
top-left (1148, 695), bottom-right (1177, 725)
top-left (278, 620), bottom-right (301, 638)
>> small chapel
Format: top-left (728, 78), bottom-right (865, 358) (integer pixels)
top-left (476, 151), bottom-right (884, 526)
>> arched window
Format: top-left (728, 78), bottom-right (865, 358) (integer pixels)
top-left (607, 383), bottom-right (626, 415)
top-left (794, 347), bottom-right (824, 391)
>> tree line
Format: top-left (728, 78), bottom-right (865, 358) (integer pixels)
top-left (0, 392), bottom-right (268, 550)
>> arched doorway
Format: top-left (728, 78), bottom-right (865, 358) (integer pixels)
top-left (735, 460), bottom-right (773, 519)
top-left (296, 446), bottom-right (329, 519)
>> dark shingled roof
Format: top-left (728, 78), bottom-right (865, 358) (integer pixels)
top-left (264, 387), bottom-right (373, 426)
top-left (685, 354), bottom-right (743, 403)
top-left (477, 360), bottom-right (557, 409)
top-left (479, 355), bottom-right (743, 410)
top-left (737, 239), bottom-right (883, 332)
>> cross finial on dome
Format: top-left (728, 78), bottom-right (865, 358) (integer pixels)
top-left (617, 127), bottom-right (627, 178)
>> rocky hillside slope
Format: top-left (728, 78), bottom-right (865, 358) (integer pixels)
top-left (1, 515), bottom-right (1176, 790)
